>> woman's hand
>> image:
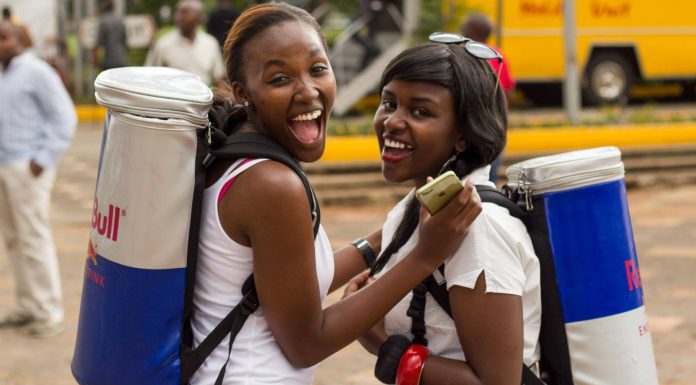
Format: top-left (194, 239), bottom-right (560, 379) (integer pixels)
top-left (415, 178), bottom-right (481, 268)
top-left (342, 269), bottom-right (373, 299)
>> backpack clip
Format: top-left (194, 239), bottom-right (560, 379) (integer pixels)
top-left (239, 293), bottom-right (259, 316)
top-left (206, 120), bottom-right (212, 145)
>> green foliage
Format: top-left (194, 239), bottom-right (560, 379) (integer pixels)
top-left (417, 0), bottom-right (446, 41)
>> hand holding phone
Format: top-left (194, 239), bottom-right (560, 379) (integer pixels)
top-left (415, 171), bottom-right (464, 215)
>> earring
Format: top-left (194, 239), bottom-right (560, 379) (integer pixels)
top-left (243, 101), bottom-right (249, 108)
top-left (438, 150), bottom-right (462, 175)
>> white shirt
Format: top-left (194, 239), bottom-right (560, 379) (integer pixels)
top-left (378, 166), bottom-right (541, 366)
top-left (191, 159), bottom-right (335, 385)
top-left (145, 29), bottom-right (225, 86)
top-left (0, 52), bottom-right (76, 168)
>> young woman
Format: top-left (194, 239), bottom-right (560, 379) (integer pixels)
top-left (189, 4), bottom-right (482, 384)
top-left (351, 38), bottom-right (542, 385)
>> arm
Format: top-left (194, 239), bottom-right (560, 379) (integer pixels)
top-left (219, 161), bottom-right (481, 368)
top-left (329, 228), bottom-right (381, 292)
top-left (342, 271), bottom-right (387, 355)
top-left (419, 272), bottom-right (524, 385)
top-left (32, 64), bottom-right (77, 171)
top-left (144, 40), bottom-right (160, 66)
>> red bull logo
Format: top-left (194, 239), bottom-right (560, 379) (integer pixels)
top-left (87, 239), bottom-right (97, 265)
top-left (91, 197), bottom-right (124, 241)
top-left (625, 259), bottom-right (642, 291)
top-left (85, 239), bottom-right (106, 287)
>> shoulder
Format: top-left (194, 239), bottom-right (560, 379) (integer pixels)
top-left (444, 202), bottom-right (535, 294)
top-left (156, 30), bottom-right (178, 45)
top-left (198, 31), bottom-right (221, 48)
top-left (20, 54), bottom-right (55, 78)
top-left (231, 159), bottom-right (310, 207)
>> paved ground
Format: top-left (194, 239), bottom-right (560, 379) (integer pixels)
top-left (0, 123), bottom-right (694, 385)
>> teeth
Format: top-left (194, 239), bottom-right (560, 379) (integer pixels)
top-left (384, 139), bottom-right (412, 150)
top-left (291, 110), bottom-right (322, 122)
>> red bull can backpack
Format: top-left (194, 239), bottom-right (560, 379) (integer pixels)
top-left (71, 67), bottom-right (320, 385)
top-left (415, 147), bottom-right (659, 385)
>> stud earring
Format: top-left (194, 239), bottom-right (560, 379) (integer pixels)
top-left (243, 101), bottom-right (249, 108)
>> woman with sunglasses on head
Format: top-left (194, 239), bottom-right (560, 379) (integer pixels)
top-left (348, 35), bottom-right (541, 385)
top-left (190, 4), bottom-right (482, 384)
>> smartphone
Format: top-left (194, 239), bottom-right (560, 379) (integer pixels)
top-left (416, 171), bottom-right (464, 215)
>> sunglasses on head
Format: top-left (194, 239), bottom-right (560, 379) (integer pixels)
top-left (429, 32), bottom-right (504, 92)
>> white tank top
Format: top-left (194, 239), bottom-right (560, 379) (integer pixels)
top-left (190, 159), bottom-right (335, 385)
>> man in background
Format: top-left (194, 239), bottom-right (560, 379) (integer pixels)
top-left (145, 0), bottom-right (224, 87)
top-left (96, 0), bottom-right (128, 71)
top-left (2, 6), bottom-right (32, 48)
top-left (0, 20), bottom-right (76, 338)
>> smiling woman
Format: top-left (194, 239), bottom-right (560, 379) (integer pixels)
top-left (352, 41), bottom-right (542, 385)
top-left (187, 2), bottom-right (483, 385)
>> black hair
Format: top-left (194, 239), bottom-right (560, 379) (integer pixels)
top-left (209, 1), bottom-right (326, 137)
top-left (371, 43), bottom-right (507, 275)
top-left (461, 12), bottom-right (493, 42)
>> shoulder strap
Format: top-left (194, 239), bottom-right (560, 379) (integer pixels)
top-left (418, 185), bottom-right (545, 385)
top-left (475, 184), bottom-right (527, 220)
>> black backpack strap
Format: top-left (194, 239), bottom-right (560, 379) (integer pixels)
top-left (180, 132), bottom-right (212, 385)
top-left (406, 283), bottom-right (429, 346)
top-left (423, 266), bottom-right (451, 317)
top-left (475, 184), bottom-right (527, 220)
top-left (181, 276), bottom-right (259, 382)
top-left (522, 364), bottom-right (546, 385)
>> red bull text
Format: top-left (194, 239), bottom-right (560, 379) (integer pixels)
top-left (91, 197), bottom-right (123, 242)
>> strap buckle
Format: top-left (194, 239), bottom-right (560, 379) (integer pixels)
top-left (239, 293), bottom-right (259, 316)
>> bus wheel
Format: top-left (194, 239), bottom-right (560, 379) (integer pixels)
top-left (583, 53), bottom-right (634, 105)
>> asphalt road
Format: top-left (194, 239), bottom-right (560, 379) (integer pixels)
top-left (0, 123), bottom-right (694, 385)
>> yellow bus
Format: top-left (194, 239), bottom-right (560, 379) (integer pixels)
top-left (457, 0), bottom-right (696, 104)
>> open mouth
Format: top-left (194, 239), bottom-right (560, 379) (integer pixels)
top-left (381, 138), bottom-right (414, 163)
top-left (289, 110), bottom-right (323, 143)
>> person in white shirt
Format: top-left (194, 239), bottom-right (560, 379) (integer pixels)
top-left (0, 20), bottom-right (76, 338)
top-left (145, 0), bottom-right (224, 86)
top-left (348, 39), bottom-right (542, 385)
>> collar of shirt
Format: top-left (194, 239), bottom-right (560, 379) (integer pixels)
top-left (1, 51), bottom-right (30, 74)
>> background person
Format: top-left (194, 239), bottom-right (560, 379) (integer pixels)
top-left (145, 0), bottom-right (224, 87)
top-left (350, 40), bottom-right (540, 385)
top-left (205, 0), bottom-right (240, 49)
top-left (189, 3), bottom-right (481, 384)
top-left (0, 20), bottom-right (76, 338)
top-left (95, 0), bottom-right (128, 71)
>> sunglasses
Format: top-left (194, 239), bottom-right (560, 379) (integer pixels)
top-left (429, 32), bottom-right (504, 92)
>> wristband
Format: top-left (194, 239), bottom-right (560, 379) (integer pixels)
top-left (375, 335), bottom-right (411, 384)
top-left (352, 237), bottom-right (377, 268)
top-left (396, 344), bottom-right (430, 385)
